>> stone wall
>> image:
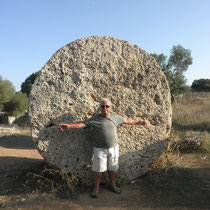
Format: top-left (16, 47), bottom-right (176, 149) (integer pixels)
top-left (28, 36), bottom-right (172, 184)
top-left (0, 124), bottom-right (20, 134)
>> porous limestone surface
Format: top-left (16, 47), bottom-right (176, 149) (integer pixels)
top-left (28, 36), bottom-right (172, 184)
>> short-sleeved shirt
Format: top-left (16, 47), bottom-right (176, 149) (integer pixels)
top-left (84, 113), bottom-right (124, 148)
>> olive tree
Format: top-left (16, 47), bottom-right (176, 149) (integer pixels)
top-left (151, 45), bottom-right (193, 97)
top-left (4, 91), bottom-right (28, 116)
top-left (21, 71), bottom-right (39, 97)
top-left (0, 76), bottom-right (15, 111)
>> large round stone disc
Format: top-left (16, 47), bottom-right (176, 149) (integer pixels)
top-left (28, 36), bottom-right (172, 184)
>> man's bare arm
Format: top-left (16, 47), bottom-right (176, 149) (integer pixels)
top-left (59, 122), bottom-right (86, 131)
top-left (123, 117), bottom-right (146, 126)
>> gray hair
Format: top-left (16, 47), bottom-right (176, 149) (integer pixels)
top-left (100, 98), bottom-right (112, 106)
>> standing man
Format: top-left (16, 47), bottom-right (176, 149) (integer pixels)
top-left (59, 98), bottom-right (146, 198)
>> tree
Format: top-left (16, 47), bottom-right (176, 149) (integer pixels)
top-left (150, 53), bottom-right (171, 80)
top-left (21, 71), bottom-right (39, 97)
top-left (4, 92), bottom-right (28, 117)
top-left (191, 79), bottom-right (210, 91)
top-left (151, 45), bottom-right (193, 96)
top-left (0, 75), bottom-right (15, 111)
top-left (151, 53), bottom-right (167, 73)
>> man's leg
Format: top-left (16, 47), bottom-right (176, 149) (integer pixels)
top-left (91, 171), bottom-right (101, 198)
top-left (108, 170), bottom-right (116, 186)
top-left (91, 148), bottom-right (107, 198)
top-left (93, 171), bottom-right (101, 191)
top-left (107, 170), bottom-right (121, 193)
top-left (107, 146), bottom-right (121, 194)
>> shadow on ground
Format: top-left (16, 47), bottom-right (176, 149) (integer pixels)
top-left (0, 157), bottom-right (47, 195)
top-left (74, 166), bottom-right (210, 209)
top-left (1, 160), bottom-right (210, 209)
top-left (0, 135), bottom-right (35, 150)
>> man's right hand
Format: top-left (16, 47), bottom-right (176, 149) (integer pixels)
top-left (59, 124), bottom-right (69, 131)
top-left (59, 122), bottom-right (86, 130)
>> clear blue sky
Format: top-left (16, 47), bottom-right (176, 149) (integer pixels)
top-left (1, 0), bottom-right (210, 91)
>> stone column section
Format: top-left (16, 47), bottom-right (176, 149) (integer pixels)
top-left (28, 36), bottom-right (172, 185)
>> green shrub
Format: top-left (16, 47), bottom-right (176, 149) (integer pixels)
top-left (4, 92), bottom-right (28, 117)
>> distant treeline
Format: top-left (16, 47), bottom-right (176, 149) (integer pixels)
top-left (191, 79), bottom-right (210, 92)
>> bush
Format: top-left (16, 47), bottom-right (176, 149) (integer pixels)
top-left (0, 76), bottom-right (15, 111)
top-left (21, 71), bottom-right (39, 97)
top-left (4, 92), bottom-right (28, 117)
top-left (191, 79), bottom-right (210, 92)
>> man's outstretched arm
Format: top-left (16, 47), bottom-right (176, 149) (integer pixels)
top-left (59, 122), bottom-right (86, 131)
top-left (123, 117), bottom-right (146, 126)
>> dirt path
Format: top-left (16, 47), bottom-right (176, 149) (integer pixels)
top-left (0, 134), bottom-right (210, 209)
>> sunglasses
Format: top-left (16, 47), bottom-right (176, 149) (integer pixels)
top-left (101, 105), bottom-right (110, 109)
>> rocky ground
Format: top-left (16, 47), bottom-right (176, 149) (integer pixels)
top-left (0, 133), bottom-right (210, 209)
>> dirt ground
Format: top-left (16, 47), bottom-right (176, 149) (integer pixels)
top-left (0, 134), bottom-right (210, 209)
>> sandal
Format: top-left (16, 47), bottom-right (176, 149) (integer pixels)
top-left (109, 184), bottom-right (121, 194)
top-left (91, 188), bottom-right (99, 198)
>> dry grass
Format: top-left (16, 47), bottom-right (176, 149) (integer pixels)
top-left (19, 127), bottom-right (31, 136)
top-left (25, 167), bottom-right (79, 199)
top-left (172, 92), bottom-right (210, 131)
top-left (171, 91), bottom-right (210, 153)
top-left (203, 131), bottom-right (210, 152)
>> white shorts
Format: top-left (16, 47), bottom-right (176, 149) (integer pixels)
top-left (92, 145), bottom-right (119, 172)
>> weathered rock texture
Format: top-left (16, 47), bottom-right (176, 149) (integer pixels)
top-left (28, 36), bottom-right (172, 184)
